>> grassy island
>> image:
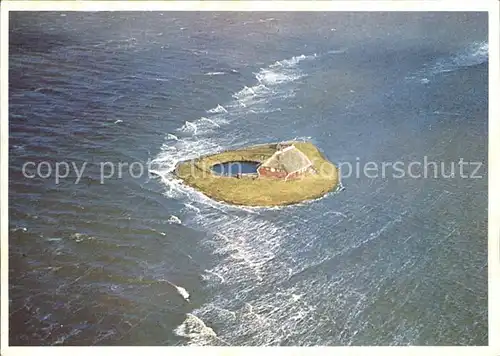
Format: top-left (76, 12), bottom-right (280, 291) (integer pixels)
top-left (174, 141), bottom-right (339, 207)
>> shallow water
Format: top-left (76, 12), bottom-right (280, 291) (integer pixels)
top-left (9, 12), bottom-right (488, 346)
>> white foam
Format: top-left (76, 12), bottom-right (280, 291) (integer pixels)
top-left (291, 135), bottom-right (313, 142)
top-left (327, 49), bottom-right (347, 55)
top-left (255, 68), bottom-right (303, 86)
top-left (175, 314), bottom-right (229, 346)
top-left (184, 202), bottom-right (201, 213)
top-left (175, 285), bottom-right (190, 301)
top-left (149, 135), bottom-right (224, 197)
top-left (70, 232), bottom-right (96, 243)
top-left (177, 116), bottom-right (230, 137)
top-left (232, 84), bottom-right (271, 106)
top-left (232, 85), bottom-right (256, 100)
top-left (160, 279), bottom-right (190, 301)
top-left (409, 41), bottom-right (488, 81)
top-left (203, 269), bottom-right (225, 284)
top-left (191, 281), bottom-right (324, 345)
top-left (259, 18), bottom-right (276, 23)
top-left (247, 107), bottom-right (282, 114)
top-left (168, 215), bottom-right (181, 224)
top-left (269, 53), bottom-right (317, 69)
top-left (46, 237), bottom-right (62, 242)
top-left (199, 117), bottom-right (220, 128)
top-left (166, 133), bottom-right (179, 141)
top-left (193, 214), bottom-right (287, 283)
top-left (207, 104), bottom-right (228, 114)
top-left (178, 120), bottom-right (198, 135)
top-left (205, 71), bottom-right (225, 76)
top-left (449, 41), bottom-right (488, 68)
top-left (249, 53), bottom-right (318, 90)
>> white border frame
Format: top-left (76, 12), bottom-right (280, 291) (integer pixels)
top-left (1, 1), bottom-right (498, 355)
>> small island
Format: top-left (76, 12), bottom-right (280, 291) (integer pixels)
top-left (174, 141), bottom-right (339, 207)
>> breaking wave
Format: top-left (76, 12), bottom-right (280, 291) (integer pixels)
top-left (231, 53), bottom-right (318, 108)
top-left (429, 41), bottom-right (488, 75)
top-left (207, 104), bottom-right (228, 114)
top-left (407, 41), bottom-right (488, 82)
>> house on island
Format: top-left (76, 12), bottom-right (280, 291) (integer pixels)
top-left (257, 143), bottom-right (315, 180)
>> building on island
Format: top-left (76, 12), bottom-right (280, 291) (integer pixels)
top-left (257, 144), bottom-right (315, 180)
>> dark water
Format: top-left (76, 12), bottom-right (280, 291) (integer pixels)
top-left (212, 162), bottom-right (259, 176)
top-left (9, 12), bottom-right (488, 345)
